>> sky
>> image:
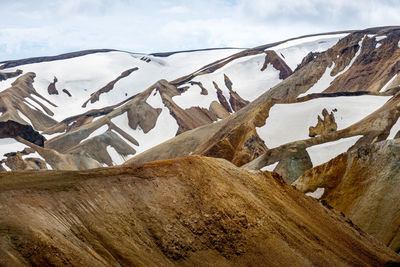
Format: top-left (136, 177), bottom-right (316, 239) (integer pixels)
top-left (0, 0), bottom-right (399, 60)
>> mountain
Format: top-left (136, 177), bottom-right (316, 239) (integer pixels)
top-left (0, 31), bottom-right (347, 170)
top-left (1, 26), bottom-right (400, 265)
top-left (0, 156), bottom-right (398, 266)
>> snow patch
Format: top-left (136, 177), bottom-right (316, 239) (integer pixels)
top-left (261, 162), bottom-right (278, 171)
top-left (17, 110), bottom-right (32, 125)
top-left (375, 35), bottom-right (387, 41)
top-left (375, 43), bottom-right (382, 49)
top-left (306, 135), bottom-right (362, 167)
top-left (106, 145), bottom-right (126, 166)
top-left (306, 187), bottom-right (325, 199)
top-left (0, 138), bottom-right (27, 161)
top-left (379, 74), bottom-right (398, 93)
top-left (388, 118), bottom-right (400, 139)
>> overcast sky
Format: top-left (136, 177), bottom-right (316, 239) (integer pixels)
top-left (1, 0), bottom-right (399, 60)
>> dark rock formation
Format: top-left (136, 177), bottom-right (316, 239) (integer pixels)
top-left (0, 49), bottom-right (116, 69)
top-left (62, 89), bottom-right (72, 97)
top-left (0, 120), bottom-right (45, 147)
top-left (0, 69), bottom-right (22, 81)
top-left (47, 76), bottom-right (59, 95)
top-left (213, 81), bottom-right (232, 113)
top-left (189, 81), bottom-right (208, 95)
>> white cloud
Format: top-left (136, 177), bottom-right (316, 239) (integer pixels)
top-left (160, 6), bottom-right (188, 14)
top-left (0, 0), bottom-right (399, 60)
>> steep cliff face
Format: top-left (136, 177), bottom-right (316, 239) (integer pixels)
top-left (0, 156), bottom-right (398, 266)
top-left (293, 139), bottom-right (400, 252)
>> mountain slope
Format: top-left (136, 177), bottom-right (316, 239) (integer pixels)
top-left (0, 156), bottom-right (398, 266)
top-left (293, 139), bottom-right (400, 252)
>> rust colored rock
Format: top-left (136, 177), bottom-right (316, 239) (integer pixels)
top-left (309, 108), bottom-right (337, 137)
top-left (294, 139), bottom-right (400, 252)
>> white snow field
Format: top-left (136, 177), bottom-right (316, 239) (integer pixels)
top-left (256, 95), bottom-right (391, 148)
top-left (0, 138), bottom-right (27, 161)
top-left (272, 34), bottom-right (347, 71)
top-left (306, 135), bottom-right (362, 167)
top-left (1, 49), bottom-right (243, 121)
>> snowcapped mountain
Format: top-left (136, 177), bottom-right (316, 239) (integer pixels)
top-left (0, 31), bottom-right (346, 170)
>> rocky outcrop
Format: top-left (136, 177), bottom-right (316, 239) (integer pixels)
top-left (82, 67), bottom-right (138, 107)
top-left (47, 76), bottom-right (59, 95)
top-left (2, 152), bottom-right (47, 171)
top-left (0, 120), bottom-right (45, 147)
top-left (189, 81), bottom-right (208, 95)
top-left (325, 29), bottom-right (400, 93)
top-left (223, 74), bottom-right (249, 112)
top-left (293, 52), bottom-right (323, 72)
top-left (0, 69), bottom-right (22, 81)
top-left (309, 108), bottom-right (337, 137)
top-left (67, 131), bottom-right (136, 166)
top-left (0, 73), bottom-right (58, 130)
top-left (293, 139), bottom-right (400, 252)
top-left (213, 81), bottom-right (232, 113)
top-left (261, 50), bottom-right (293, 79)
top-left (16, 136), bottom-right (101, 170)
top-left (0, 156), bottom-right (398, 266)
top-left (62, 88), bottom-right (72, 97)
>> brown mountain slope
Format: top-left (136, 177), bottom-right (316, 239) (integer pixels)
top-left (293, 139), bottom-right (400, 252)
top-left (0, 156), bottom-right (399, 266)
